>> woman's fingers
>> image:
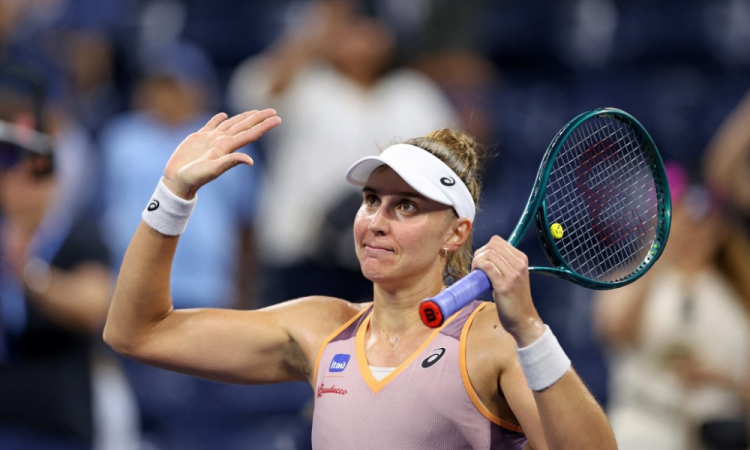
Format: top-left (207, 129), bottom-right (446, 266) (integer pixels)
top-left (164, 109), bottom-right (278, 196)
top-left (216, 110), bottom-right (258, 132)
top-left (233, 115), bottom-right (281, 147)
top-left (473, 237), bottom-right (529, 294)
top-left (475, 236), bottom-right (541, 342)
top-left (208, 111), bottom-right (281, 157)
top-left (475, 237), bottom-right (527, 271)
top-left (199, 112), bottom-right (229, 132)
top-left (226, 109), bottom-right (278, 136)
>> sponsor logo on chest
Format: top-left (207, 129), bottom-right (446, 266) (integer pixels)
top-left (317, 383), bottom-right (348, 397)
top-left (329, 353), bottom-right (351, 373)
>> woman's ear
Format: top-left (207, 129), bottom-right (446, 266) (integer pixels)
top-left (444, 218), bottom-right (471, 252)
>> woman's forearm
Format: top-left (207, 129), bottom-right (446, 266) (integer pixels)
top-left (533, 370), bottom-right (617, 450)
top-left (103, 222), bottom-right (179, 353)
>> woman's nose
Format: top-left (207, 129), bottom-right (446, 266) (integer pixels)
top-left (367, 207), bottom-right (388, 234)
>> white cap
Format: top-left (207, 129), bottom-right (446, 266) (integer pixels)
top-left (345, 144), bottom-right (476, 222)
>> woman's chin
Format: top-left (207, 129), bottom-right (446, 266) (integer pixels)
top-left (359, 260), bottom-right (396, 283)
top-left (360, 266), bottom-right (388, 283)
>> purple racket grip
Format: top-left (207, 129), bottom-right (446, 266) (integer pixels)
top-left (419, 270), bottom-right (491, 327)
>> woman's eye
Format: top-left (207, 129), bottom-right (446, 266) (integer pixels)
top-left (364, 194), bottom-right (378, 205)
top-left (400, 201), bottom-right (417, 212)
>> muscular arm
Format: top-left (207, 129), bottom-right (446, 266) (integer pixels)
top-left (104, 110), bottom-right (359, 385)
top-left (469, 307), bottom-right (615, 450)
top-left (504, 364), bottom-right (615, 450)
top-left (103, 222), bottom-right (354, 384)
top-left (471, 237), bottom-right (617, 450)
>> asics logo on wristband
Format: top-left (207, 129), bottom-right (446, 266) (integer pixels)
top-left (142, 179), bottom-right (196, 236)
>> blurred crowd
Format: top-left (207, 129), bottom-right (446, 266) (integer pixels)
top-left (0, 0), bottom-right (748, 449)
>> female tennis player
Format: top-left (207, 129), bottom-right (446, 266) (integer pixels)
top-left (104, 109), bottom-right (616, 450)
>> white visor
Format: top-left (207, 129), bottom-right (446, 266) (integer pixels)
top-left (345, 144), bottom-right (476, 222)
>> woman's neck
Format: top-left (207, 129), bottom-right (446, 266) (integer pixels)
top-left (371, 279), bottom-right (444, 332)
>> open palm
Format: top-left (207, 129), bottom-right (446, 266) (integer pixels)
top-left (163, 109), bottom-right (281, 199)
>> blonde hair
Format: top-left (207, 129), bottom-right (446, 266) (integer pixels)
top-left (402, 129), bottom-right (483, 280)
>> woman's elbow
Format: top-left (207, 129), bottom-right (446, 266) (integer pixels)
top-left (102, 321), bottom-right (133, 356)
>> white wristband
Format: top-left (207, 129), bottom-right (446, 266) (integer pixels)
top-left (516, 325), bottom-right (571, 391)
top-left (142, 178), bottom-right (197, 236)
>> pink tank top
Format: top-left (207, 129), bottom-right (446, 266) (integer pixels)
top-left (312, 301), bottom-right (527, 449)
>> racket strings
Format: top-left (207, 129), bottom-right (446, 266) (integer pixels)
top-left (563, 122), bottom-right (657, 279)
top-left (545, 117), bottom-right (660, 282)
top-left (563, 123), bottom-right (654, 275)
top-left (569, 122), bottom-right (646, 279)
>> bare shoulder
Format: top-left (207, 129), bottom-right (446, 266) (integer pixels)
top-left (467, 302), bottom-right (516, 358)
top-left (263, 296), bottom-right (368, 376)
top-left (263, 295), bottom-right (365, 337)
top-left (264, 295), bottom-right (366, 322)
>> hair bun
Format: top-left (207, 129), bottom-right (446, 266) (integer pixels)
top-left (424, 129), bottom-right (480, 174)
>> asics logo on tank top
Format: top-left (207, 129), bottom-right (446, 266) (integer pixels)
top-left (147, 199), bottom-right (160, 211)
top-left (329, 354), bottom-right (351, 373)
top-left (421, 347), bottom-right (446, 368)
top-left (440, 177), bottom-right (456, 186)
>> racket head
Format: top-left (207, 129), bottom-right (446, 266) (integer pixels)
top-left (530, 108), bottom-right (671, 289)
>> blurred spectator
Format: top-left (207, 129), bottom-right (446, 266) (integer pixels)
top-left (60, 30), bottom-right (123, 137)
top-left (227, 0), bottom-right (457, 304)
top-left (594, 162), bottom-right (750, 450)
top-left (415, 50), bottom-right (501, 146)
top-left (99, 39), bottom-right (311, 449)
top-left (705, 88), bottom-right (750, 222)
top-left (0, 66), bottom-right (124, 449)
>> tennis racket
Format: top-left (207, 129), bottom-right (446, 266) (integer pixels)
top-left (419, 107), bottom-right (672, 327)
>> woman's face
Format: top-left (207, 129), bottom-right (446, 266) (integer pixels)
top-left (353, 167), bottom-right (458, 288)
top-left (0, 157), bottom-right (55, 231)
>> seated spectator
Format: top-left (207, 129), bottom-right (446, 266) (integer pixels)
top-left (594, 162), bottom-right (750, 450)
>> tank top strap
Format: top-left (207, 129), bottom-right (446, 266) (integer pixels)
top-left (440, 300), bottom-right (487, 340)
top-left (313, 304), bottom-right (372, 387)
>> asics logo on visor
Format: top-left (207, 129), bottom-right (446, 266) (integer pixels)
top-left (440, 177), bottom-right (456, 186)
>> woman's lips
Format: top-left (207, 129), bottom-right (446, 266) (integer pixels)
top-left (364, 244), bottom-right (393, 253)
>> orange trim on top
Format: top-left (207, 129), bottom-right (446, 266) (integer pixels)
top-left (459, 303), bottom-right (524, 434)
top-left (313, 305), bottom-right (371, 387)
top-left (355, 308), bottom-right (461, 394)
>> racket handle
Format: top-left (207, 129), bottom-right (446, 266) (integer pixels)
top-left (419, 270), bottom-right (491, 328)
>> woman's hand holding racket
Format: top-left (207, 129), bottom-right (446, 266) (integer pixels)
top-left (162, 109), bottom-right (281, 200)
top-left (472, 236), bottom-right (545, 346)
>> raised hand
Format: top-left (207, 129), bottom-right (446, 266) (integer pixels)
top-left (471, 236), bottom-right (544, 347)
top-left (162, 109), bottom-right (281, 200)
